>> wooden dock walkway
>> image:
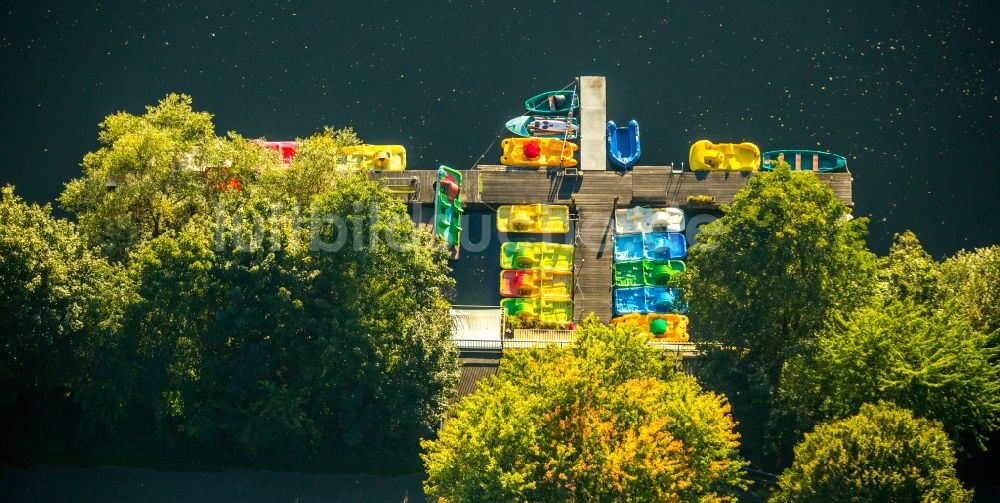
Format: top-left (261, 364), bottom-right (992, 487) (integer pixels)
top-left (371, 166), bottom-right (853, 322)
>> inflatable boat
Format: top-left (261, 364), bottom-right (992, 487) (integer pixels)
top-left (607, 119), bottom-right (640, 169)
top-left (496, 204), bottom-right (570, 234)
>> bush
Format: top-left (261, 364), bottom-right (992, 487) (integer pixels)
top-left (771, 403), bottom-right (972, 502)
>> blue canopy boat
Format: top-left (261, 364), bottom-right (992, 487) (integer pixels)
top-left (607, 120), bottom-right (640, 169)
top-left (643, 232), bottom-right (687, 261)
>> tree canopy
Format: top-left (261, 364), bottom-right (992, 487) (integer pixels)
top-left (681, 164), bottom-right (877, 464)
top-left (421, 317), bottom-right (749, 502)
top-left (777, 300), bottom-right (1000, 451)
top-left (0, 186), bottom-right (131, 457)
top-left (771, 403), bottom-right (973, 502)
top-left (940, 245), bottom-right (1000, 337)
top-left (78, 174), bottom-right (459, 468)
top-left (58, 94), bottom-right (280, 262)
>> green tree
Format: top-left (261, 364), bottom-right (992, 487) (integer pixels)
top-left (59, 94), bottom-right (277, 262)
top-left (255, 126), bottom-right (361, 205)
top-left (681, 165), bottom-right (877, 464)
top-left (94, 175), bottom-right (458, 468)
top-left (421, 317), bottom-right (749, 502)
top-left (770, 403), bottom-right (973, 502)
top-left (777, 300), bottom-right (1000, 451)
top-left (877, 231), bottom-right (941, 305)
top-left (0, 186), bottom-right (131, 457)
top-left (940, 245), bottom-right (1000, 337)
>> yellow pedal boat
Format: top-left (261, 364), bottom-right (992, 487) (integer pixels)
top-left (611, 313), bottom-right (689, 341)
top-left (500, 138), bottom-right (578, 167)
top-left (688, 140), bottom-right (760, 172)
top-left (338, 144), bottom-right (407, 171)
top-left (500, 269), bottom-right (573, 300)
top-left (497, 204), bottom-right (570, 234)
top-left (501, 298), bottom-right (574, 324)
top-left (500, 242), bottom-right (574, 272)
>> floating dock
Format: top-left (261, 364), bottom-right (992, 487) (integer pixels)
top-left (371, 167), bottom-right (853, 323)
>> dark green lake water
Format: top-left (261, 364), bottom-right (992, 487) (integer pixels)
top-left (2, 1), bottom-right (998, 257)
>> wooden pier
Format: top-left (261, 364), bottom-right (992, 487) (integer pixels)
top-left (371, 166), bottom-right (853, 322)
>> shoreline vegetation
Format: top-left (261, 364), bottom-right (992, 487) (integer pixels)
top-left (3, 94), bottom-right (999, 501)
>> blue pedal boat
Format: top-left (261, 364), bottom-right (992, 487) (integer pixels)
top-left (607, 119), bottom-right (640, 169)
top-left (643, 232), bottom-right (687, 261)
top-left (614, 287), bottom-right (647, 315)
top-left (644, 287), bottom-right (687, 314)
top-left (614, 234), bottom-right (645, 262)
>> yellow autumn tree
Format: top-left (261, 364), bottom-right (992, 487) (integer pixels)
top-left (421, 316), bottom-right (749, 502)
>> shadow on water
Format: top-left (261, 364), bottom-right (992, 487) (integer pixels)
top-left (409, 205), bottom-right (573, 307)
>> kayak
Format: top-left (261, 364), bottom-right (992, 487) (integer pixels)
top-left (689, 140), bottom-right (761, 172)
top-left (501, 297), bottom-right (574, 324)
top-left (611, 313), bottom-right (689, 341)
top-left (505, 116), bottom-right (579, 139)
top-left (500, 242), bottom-right (574, 272)
top-left (613, 260), bottom-right (645, 288)
top-left (434, 165), bottom-right (463, 253)
top-left (499, 269), bottom-right (573, 300)
top-left (500, 138), bottom-right (578, 167)
top-left (761, 149), bottom-right (847, 173)
top-left (496, 204), bottom-right (570, 234)
top-left (615, 207), bottom-right (685, 234)
top-left (643, 260), bottom-right (686, 286)
top-left (339, 144), bottom-right (407, 171)
top-left (643, 232), bottom-right (687, 261)
top-left (524, 90), bottom-right (580, 115)
top-left (607, 120), bottom-right (641, 169)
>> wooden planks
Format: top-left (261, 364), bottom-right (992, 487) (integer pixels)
top-left (369, 168), bottom-right (852, 208)
top-left (573, 201), bottom-right (615, 322)
top-left (578, 76), bottom-right (607, 171)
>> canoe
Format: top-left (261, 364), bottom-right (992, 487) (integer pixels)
top-left (613, 260), bottom-right (645, 288)
top-left (500, 297), bottom-right (573, 324)
top-left (614, 287), bottom-right (646, 315)
top-left (607, 120), bottom-right (641, 169)
top-left (643, 260), bottom-right (686, 286)
top-left (614, 207), bottom-right (685, 234)
top-left (500, 242), bottom-right (574, 272)
top-left (524, 90), bottom-right (580, 115)
top-left (500, 138), bottom-right (578, 167)
top-left (761, 149), bottom-right (847, 173)
top-left (611, 313), bottom-right (689, 341)
top-left (644, 287), bottom-right (686, 314)
top-left (499, 270), bottom-right (573, 299)
top-left (339, 144), bottom-right (407, 171)
top-left (434, 165), bottom-right (463, 250)
top-left (496, 204), bottom-right (570, 234)
top-left (505, 116), bottom-right (579, 139)
top-left (689, 140), bottom-right (761, 172)
top-left (643, 232), bottom-right (687, 261)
